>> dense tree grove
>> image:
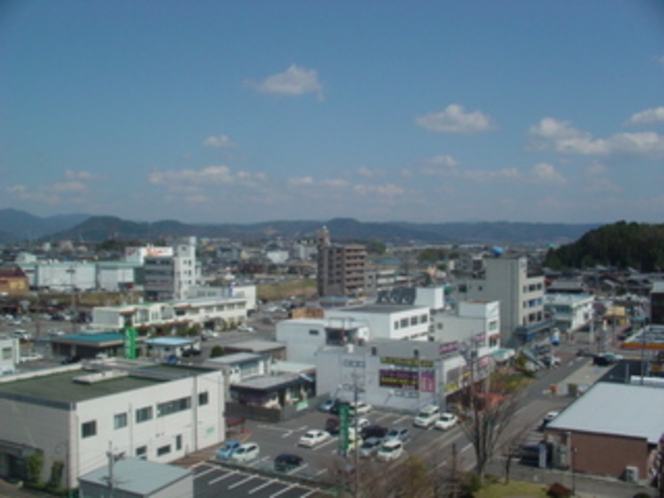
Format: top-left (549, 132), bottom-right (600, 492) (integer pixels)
top-left (544, 221), bottom-right (664, 271)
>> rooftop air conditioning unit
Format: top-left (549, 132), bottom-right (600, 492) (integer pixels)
top-left (625, 465), bottom-right (639, 483)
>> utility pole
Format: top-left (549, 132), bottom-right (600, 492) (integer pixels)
top-left (105, 443), bottom-right (125, 498)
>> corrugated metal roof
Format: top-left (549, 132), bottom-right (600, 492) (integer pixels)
top-left (547, 382), bottom-right (664, 443)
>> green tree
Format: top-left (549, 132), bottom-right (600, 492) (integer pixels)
top-left (26, 451), bottom-right (44, 484)
top-left (210, 345), bottom-right (225, 358)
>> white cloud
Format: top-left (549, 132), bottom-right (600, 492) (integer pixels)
top-left (530, 163), bottom-right (567, 185)
top-left (64, 169), bottom-right (98, 180)
top-left (353, 183), bottom-right (406, 197)
top-left (202, 135), bottom-right (235, 148)
top-left (357, 167), bottom-right (381, 178)
top-left (5, 181), bottom-right (88, 205)
top-left (419, 154), bottom-right (460, 177)
top-left (149, 166), bottom-right (234, 186)
top-left (245, 65), bottom-right (324, 100)
top-left (529, 117), bottom-right (664, 156)
top-left (584, 162), bottom-right (619, 193)
top-left (51, 181), bottom-right (88, 193)
top-left (288, 176), bottom-right (315, 186)
top-left (464, 168), bottom-right (520, 182)
top-left (415, 104), bottom-right (495, 134)
top-left (321, 178), bottom-right (348, 187)
top-left (625, 106), bottom-right (664, 126)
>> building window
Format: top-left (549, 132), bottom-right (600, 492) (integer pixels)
top-left (136, 406), bottom-right (153, 423)
top-left (488, 321), bottom-right (498, 331)
top-left (198, 392), bottom-right (209, 406)
top-left (1, 347), bottom-right (11, 360)
top-left (309, 329), bottom-right (319, 336)
top-left (157, 397), bottom-right (191, 417)
top-left (420, 314), bottom-right (428, 323)
top-left (400, 318), bottom-right (408, 328)
top-left (114, 413), bottom-right (128, 429)
top-left (410, 316), bottom-right (417, 326)
top-left (81, 420), bottom-right (97, 438)
top-left (157, 445), bottom-right (171, 456)
top-left (136, 446), bottom-right (147, 459)
top-left (394, 321), bottom-right (399, 330)
top-left (176, 435), bottom-right (182, 451)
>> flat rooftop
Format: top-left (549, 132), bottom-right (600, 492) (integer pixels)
top-left (333, 304), bottom-right (426, 314)
top-left (0, 363), bottom-right (215, 406)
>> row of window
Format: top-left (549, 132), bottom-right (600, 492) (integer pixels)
top-left (83, 392), bottom-right (209, 438)
top-left (523, 283), bottom-right (543, 292)
top-left (393, 314), bottom-right (428, 330)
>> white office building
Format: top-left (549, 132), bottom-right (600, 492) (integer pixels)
top-left (17, 260), bottom-right (138, 292)
top-left (458, 256), bottom-right (550, 345)
top-left (145, 237), bottom-right (198, 301)
top-left (544, 293), bottom-right (594, 334)
top-left (325, 303), bottom-right (431, 341)
top-left (0, 361), bottom-right (225, 490)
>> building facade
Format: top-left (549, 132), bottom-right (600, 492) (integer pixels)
top-left (144, 237), bottom-right (198, 301)
top-left (458, 256), bottom-right (551, 345)
top-left (316, 226), bottom-right (366, 297)
top-left (0, 361), bottom-right (225, 489)
top-left (544, 293), bottom-right (594, 334)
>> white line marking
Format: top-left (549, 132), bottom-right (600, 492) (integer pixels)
top-left (208, 471), bottom-right (236, 485)
top-left (194, 466), bottom-right (218, 479)
top-left (460, 443), bottom-right (472, 453)
top-left (281, 431), bottom-right (294, 438)
top-left (315, 468), bottom-right (328, 475)
top-left (248, 480), bottom-right (276, 494)
top-left (288, 463), bottom-right (308, 475)
top-left (228, 475), bottom-right (256, 490)
top-left (391, 415), bottom-right (409, 425)
top-left (375, 413), bottom-right (391, 422)
top-left (313, 438), bottom-right (337, 451)
top-left (270, 484), bottom-right (295, 498)
top-left (300, 490), bottom-right (317, 498)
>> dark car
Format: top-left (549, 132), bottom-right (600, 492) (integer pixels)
top-left (182, 348), bottom-right (201, 357)
top-left (329, 400), bottom-right (349, 416)
top-left (360, 425), bottom-right (388, 440)
top-left (274, 453), bottom-right (303, 472)
top-left (61, 355), bottom-right (81, 365)
top-left (325, 417), bottom-right (340, 435)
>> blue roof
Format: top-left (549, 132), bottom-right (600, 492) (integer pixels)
top-left (59, 332), bottom-right (124, 343)
top-left (146, 337), bottom-right (197, 346)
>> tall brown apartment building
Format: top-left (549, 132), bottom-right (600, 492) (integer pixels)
top-left (316, 226), bottom-right (366, 297)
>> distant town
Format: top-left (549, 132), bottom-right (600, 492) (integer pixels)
top-left (0, 223), bottom-right (661, 498)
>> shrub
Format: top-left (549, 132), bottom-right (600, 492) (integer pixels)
top-left (210, 345), bottom-right (225, 358)
top-left (25, 451), bottom-right (44, 484)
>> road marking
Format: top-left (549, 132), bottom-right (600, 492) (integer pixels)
top-left (259, 424), bottom-right (296, 435)
top-left (281, 431), bottom-right (293, 438)
top-left (391, 415), bottom-right (409, 425)
top-left (228, 475), bottom-right (257, 490)
top-left (287, 463), bottom-right (308, 475)
top-left (315, 468), bottom-right (328, 475)
top-left (514, 406), bottom-right (527, 416)
top-left (208, 471), bottom-right (236, 485)
top-left (375, 412), bottom-right (391, 422)
top-left (194, 466), bottom-right (217, 479)
top-left (270, 484), bottom-right (295, 498)
top-left (460, 443), bottom-right (472, 453)
top-left (313, 437), bottom-right (337, 451)
top-left (248, 480), bottom-right (276, 494)
top-left (300, 490), bottom-right (317, 498)
top-left (434, 459), bottom-right (448, 470)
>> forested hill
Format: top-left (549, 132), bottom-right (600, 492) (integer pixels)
top-left (544, 221), bottom-right (664, 271)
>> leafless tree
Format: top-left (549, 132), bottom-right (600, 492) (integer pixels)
top-left (459, 376), bottom-right (522, 483)
top-left (500, 423), bottom-right (532, 483)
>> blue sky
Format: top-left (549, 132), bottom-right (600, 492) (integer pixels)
top-left (1, 1), bottom-right (663, 224)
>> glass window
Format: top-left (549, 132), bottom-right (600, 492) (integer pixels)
top-left (136, 406), bottom-right (153, 423)
top-left (114, 413), bottom-right (127, 429)
top-left (157, 445), bottom-right (171, 456)
top-left (157, 397), bottom-right (191, 417)
top-left (309, 329), bottom-right (319, 335)
top-left (176, 435), bottom-right (182, 451)
top-left (198, 392), bottom-right (209, 406)
top-left (420, 314), bottom-right (428, 323)
top-left (410, 317), bottom-right (417, 326)
top-left (394, 321), bottom-right (399, 330)
top-left (400, 318), bottom-right (408, 328)
top-left (136, 446), bottom-right (147, 459)
top-left (1, 347), bottom-right (11, 360)
top-left (81, 420), bottom-right (97, 438)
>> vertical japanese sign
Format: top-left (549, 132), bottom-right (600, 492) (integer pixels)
top-left (338, 404), bottom-right (350, 454)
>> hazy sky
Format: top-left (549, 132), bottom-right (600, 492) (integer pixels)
top-left (1, 1), bottom-right (663, 224)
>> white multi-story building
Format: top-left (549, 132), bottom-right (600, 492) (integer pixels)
top-left (0, 335), bottom-right (20, 375)
top-left (432, 300), bottom-right (502, 349)
top-left (458, 256), bottom-right (550, 345)
top-left (276, 318), bottom-right (370, 363)
top-left (544, 293), bottom-right (594, 334)
top-left (325, 304), bottom-right (431, 341)
top-left (0, 361), bottom-right (225, 489)
top-left (92, 295), bottom-right (250, 333)
top-left (145, 237), bottom-right (198, 301)
top-left (124, 245), bottom-right (174, 264)
top-left (187, 284), bottom-right (257, 311)
top-left (17, 260), bottom-right (138, 292)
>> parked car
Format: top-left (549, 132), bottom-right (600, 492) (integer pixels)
top-left (358, 437), bottom-right (383, 458)
top-left (19, 353), bottom-right (43, 363)
top-left (237, 325), bottom-right (255, 332)
top-left (542, 411), bottom-right (560, 427)
top-left (385, 427), bottom-right (410, 443)
top-left (181, 348), bottom-right (201, 357)
top-left (361, 425), bottom-right (388, 441)
top-left (543, 356), bottom-right (561, 368)
top-left (298, 430), bottom-right (330, 448)
top-left (376, 439), bottom-right (404, 462)
top-left (329, 400), bottom-right (349, 416)
top-left (413, 404), bottom-right (440, 428)
top-left (216, 440), bottom-right (241, 460)
top-left (593, 353), bottom-right (622, 366)
top-left (349, 416), bottom-right (370, 430)
top-left (325, 417), bottom-right (340, 435)
top-left (434, 412), bottom-right (458, 431)
top-left (319, 398), bottom-right (337, 413)
top-left (229, 442), bottom-right (260, 463)
top-left (61, 355), bottom-right (81, 365)
top-left (274, 453), bottom-right (304, 472)
top-left (348, 401), bottom-right (372, 416)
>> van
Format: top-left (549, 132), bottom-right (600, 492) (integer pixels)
top-left (413, 405), bottom-right (440, 428)
top-left (377, 439), bottom-right (404, 462)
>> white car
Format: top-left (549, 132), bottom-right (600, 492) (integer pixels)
top-left (349, 416), bottom-right (370, 430)
top-left (237, 325), bottom-right (255, 332)
top-left (298, 430), bottom-right (330, 448)
top-left (229, 442), bottom-right (260, 463)
top-left (413, 405), bottom-right (440, 428)
top-left (377, 439), bottom-right (404, 462)
top-left (434, 412), bottom-right (458, 431)
top-left (348, 401), bottom-right (372, 415)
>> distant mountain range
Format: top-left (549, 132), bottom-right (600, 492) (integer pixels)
top-left (0, 209), bottom-right (601, 245)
